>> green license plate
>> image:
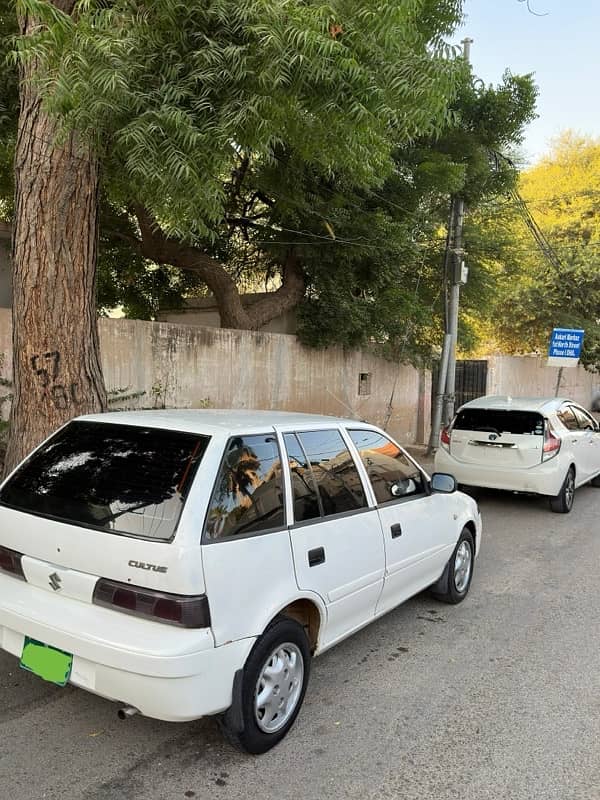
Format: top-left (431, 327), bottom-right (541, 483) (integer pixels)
top-left (20, 637), bottom-right (73, 687)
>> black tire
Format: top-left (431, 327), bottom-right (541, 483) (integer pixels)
top-left (219, 617), bottom-right (311, 754)
top-left (590, 474), bottom-right (600, 488)
top-left (549, 467), bottom-right (575, 513)
top-left (430, 527), bottom-right (475, 604)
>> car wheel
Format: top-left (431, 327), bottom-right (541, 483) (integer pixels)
top-left (549, 467), bottom-right (575, 513)
top-left (219, 617), bottom-right (311, 754)
top-left (430, 527), bottom-right (475, 604)
top-left (590, 474), bottom-right (600, 487)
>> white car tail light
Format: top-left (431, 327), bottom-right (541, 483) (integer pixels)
top-left (93, 578), bottom-right (211, 628)
top-left (542, 422), bottom-right (561, 461)
top-left (0, 545), bottom-right (25, 580)
top-left (440, 426), bottom-right (451, 450)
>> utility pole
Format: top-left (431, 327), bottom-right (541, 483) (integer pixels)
top-left (428, 37), bottom-right (472, 453)
top-left (443, 37), bottom-right (472, 426)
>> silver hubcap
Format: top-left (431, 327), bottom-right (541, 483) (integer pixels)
top-left (454, 540), bottom-right (472, 593)
top-left (565, 473), bottom-right (574, 508)
top-left (254, 643), bottom-right (304, 733)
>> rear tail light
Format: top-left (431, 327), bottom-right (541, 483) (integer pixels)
top-left (440, 426), bottom-right (451, 449)
top-left (543, 422), bottom-right (561, 461)
top-left (0, 545), bottom-right (25, 580)
top-left (93, 578), bottom-right (211, 628)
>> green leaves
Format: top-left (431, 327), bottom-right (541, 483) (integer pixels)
top-left (12, 0), bottom-right (464, 238)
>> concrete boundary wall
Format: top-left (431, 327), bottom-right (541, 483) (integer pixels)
top-left (1, 308), bottom-right (598, 443)
top-left (486, 354), bottom-right (598, 409)
top-left (0, 310), bottom-right (431, 445)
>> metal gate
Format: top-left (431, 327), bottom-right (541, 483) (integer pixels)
top-left (454, 359), bottom-right (488, 409)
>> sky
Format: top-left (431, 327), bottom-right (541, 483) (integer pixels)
top-left (456, 0), bottom-right (600, 165)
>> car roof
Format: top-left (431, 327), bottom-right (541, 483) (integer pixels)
top-left (457, 395), bottom-right (574, 414)
top-left (77, 409), bottom-right (369, 436)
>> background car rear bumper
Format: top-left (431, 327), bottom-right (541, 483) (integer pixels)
top-left (435, 449), bottom-right (563, 496)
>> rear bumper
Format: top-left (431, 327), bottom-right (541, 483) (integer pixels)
top-left (0, 573), bottom-right (255, 721)
top-left (435, 448), bottom-right (564, 496)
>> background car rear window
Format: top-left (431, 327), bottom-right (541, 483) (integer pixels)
top-left (295, 430), bottom-right (367, 517)
top-left (454, 409), bottom-right (544, 435)
top-left (204, 435), bottom-right (285, 540)
top-left (349, 430), bottom-right (425, 503)
top-left (0, 421), bottom-right (208, 540)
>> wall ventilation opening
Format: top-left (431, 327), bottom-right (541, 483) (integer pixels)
top-left (358, 372), bottom-right (372, 396)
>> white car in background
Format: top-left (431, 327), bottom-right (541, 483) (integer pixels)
top-left (0, 410), bottom-right (481, 754)
top-left (435, 396), bottom-right (600, 513)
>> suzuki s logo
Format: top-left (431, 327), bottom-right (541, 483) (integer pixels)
top-left (488, 433), bottom-right (498, 441)
top-left (48, 572), bottom-right (62, 591)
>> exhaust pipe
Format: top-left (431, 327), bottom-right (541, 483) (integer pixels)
top-left (118, 705), bottom-right (140, 720)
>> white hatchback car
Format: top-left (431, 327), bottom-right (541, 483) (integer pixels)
top-left (0, 410), bottom-right (481, 753)
top-left (435, 396), bottom-right (600, 513)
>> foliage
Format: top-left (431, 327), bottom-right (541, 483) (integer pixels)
top-left (0, 0), bottom-right (18, 221)
top-left (14, 0), bottom-right (464, 240)
top-left (470, 132), bottom-right (600, 371)
top-left (1, 0), bottom-right (538, 367)
top-left (294, 69), bottom-right (538, 362)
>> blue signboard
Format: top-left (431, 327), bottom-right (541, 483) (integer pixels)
top-left (548, 328), bottom-right (584, 366)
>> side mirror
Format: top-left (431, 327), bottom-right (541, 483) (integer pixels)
top-left (431, 472), bottom-right (457, 494)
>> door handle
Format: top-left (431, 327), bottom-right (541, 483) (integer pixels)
top-left (308, 547), bottom-right (325, 567)
top-left (390, 523), bottom-right (402, 538)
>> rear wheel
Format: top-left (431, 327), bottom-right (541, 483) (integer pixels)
top-left (430, 528), bottom-right (474, 604)
top-left (549, 467), bottom-right (575, 513)
top-left (219, 618), bottom-right (311, 754)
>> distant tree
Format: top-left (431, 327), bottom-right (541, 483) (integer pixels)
top-left (469, 132), bottom-right (600, 370)
top-left (295, 69), bottom-right (538, 361)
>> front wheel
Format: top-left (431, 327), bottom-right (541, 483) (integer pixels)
top-left (219, 618), bottom-right (311, 754)
top-left (549, 467), bottom-right (575, 513)
top-left (430, 527), bottom-right (475, 604)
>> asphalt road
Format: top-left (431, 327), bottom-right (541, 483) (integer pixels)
top-left (1, 480), bottom-right (599, 800)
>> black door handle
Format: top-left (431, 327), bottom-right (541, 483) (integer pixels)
top-left (390, 523), bottom-right (402, 538)
top-left (308, 547), bottom-right (325, 567)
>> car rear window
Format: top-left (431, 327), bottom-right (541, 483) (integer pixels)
top-left (453, 409), bottom-right (544, 436)
top-left (0, 420), bottom-right (209, 540)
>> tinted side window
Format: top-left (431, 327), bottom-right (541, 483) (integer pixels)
top-left (572, 406), bottom-right (596, 430)
top-left (204, 435), bottom-right (284, 540)
top-left (349, 430), bottom-right (425, 504)
top-left (557, 407), bottom-right (579, 431)
top-left (284, 434), bottom-right (322, 522)
top-left (297, 430), bottom-right (367, 517)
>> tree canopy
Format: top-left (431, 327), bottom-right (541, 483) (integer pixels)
top-left (467, 132), bottom-right (600, 371)
top-left (1, 1), bottom-right (538, 366)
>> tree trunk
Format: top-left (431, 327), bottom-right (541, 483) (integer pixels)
top-left (3, 3), bottom-right (107, 476)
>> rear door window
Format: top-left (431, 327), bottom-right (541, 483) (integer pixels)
top-left (283, 434), bottom-right (322, 522)
top-left (557, 406), bottom-right (579, 431)
top-left (0, 421), bottom-right (208, 540)
top-left (349, 429), bottom-right (425, 503)
top-left (453, 409), bottom-right (544, 436)
top-left (204, 434), bottom-right (285, 540)
top-left (295, 429), bottom-right (367, 518)
top-left (571, 406), bottom-right (597, 430)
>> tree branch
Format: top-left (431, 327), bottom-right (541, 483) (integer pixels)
top-left (132, 207), bottom-right (306, 331)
